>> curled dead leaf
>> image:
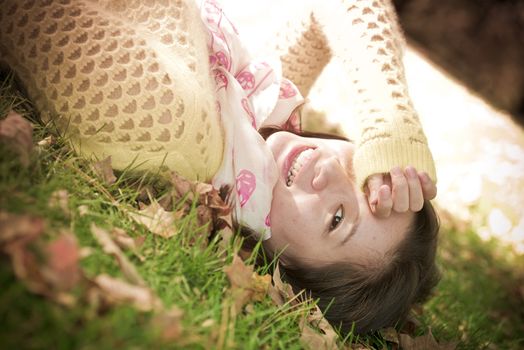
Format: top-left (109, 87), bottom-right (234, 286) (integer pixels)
top-left (91, 156), bottom-right (117, 185)
top-left (300, 305), bottom-right (339, 350)
top-left (90, 223), bottom-right (145, 286)
top-left (268, 263), bottom-right (298, 307)
top-left (0, 110), bottom-right (33, 166)
top-left (170, 171), bottom-right (194, 201)
top-left (128, 201), bottom-right (181, 238)
top-left (89, 274), bottom-right (163, 312)
top-left (223, 254), bottom-right (271, 314)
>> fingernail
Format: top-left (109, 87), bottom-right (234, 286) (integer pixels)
top-left (391, 167), bottom-right (402, 176)
top-left (420, 172), bottom-right (430, 183)
top-left (370, 190), bottom-right (378, 204)
top-left (405, 166), bottom-right (417, 179)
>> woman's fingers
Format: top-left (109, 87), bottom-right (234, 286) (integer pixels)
top-left (390, 167), bottom-right (409, 212)
top-left (418, 171), bottom-right (437, 200)
top-left (366, 174), bottom-right (384, 206)
top-left (405, 166), bottom-right (424, 211)
top-left (374, 184), bottom-right (393, 217)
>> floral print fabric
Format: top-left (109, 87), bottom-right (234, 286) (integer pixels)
top-left (199, 0), bottom-right (304, 239)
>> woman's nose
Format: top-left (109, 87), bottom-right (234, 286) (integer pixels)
top-left (311, 156), bottom-right (342, 191)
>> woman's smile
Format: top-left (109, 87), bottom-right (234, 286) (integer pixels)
top-left (285, 147), bottom-right (316, 186)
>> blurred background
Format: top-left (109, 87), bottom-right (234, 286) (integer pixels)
top-left (221, 0), bottom-right (524, 256)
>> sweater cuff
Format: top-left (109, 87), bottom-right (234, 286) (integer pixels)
top-left (353, 138), bottom-right (437, 191)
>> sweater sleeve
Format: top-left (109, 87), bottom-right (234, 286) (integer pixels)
top-left (273, 13), bottom-right (332, 98)
top-left (312, 0), bottom-right (437, 190)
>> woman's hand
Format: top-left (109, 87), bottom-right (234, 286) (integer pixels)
top-left (365, 166), bottom-right (437, 218)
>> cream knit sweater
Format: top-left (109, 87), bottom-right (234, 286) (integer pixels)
top-left (0, 0), bottom-right (224, 182)
top-left (0, 0), bottom-right (435, 190)
top-left (275, 0), bottom-right (437, 189)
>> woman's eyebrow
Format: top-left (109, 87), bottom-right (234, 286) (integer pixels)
top-left (341, 219), bottom-right (360, 245)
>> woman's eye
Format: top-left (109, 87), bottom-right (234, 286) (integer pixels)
top-left (329, 206), bottom-right (344, 231)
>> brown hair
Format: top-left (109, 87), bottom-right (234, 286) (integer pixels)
top-left (240, 200), bottom-right (440, 335)
top-left (279, 201), bottom-right (439, 334)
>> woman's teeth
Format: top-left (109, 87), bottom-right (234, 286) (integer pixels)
top-left (286, 148), bottom-right (314, 186)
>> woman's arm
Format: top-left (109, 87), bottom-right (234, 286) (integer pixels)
top-left (273, 13), bottom-right (332, 97)
top-left (315, 0), bottom-right (437, 191)
top-left (274, 0), bottom-right (437, 192)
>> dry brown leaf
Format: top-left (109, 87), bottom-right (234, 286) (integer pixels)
top-left (171, 171), bottom-right (194, 201)
top-left (128, 201), bottom-right (181, 238)
top-left (111, 227), bottom-right (145, 261)
top-left (301, 323), bottom-right (337, 350)
top-left (0, 211), bottom-right (45, 245)
top-left (268, 263), bottom-right (298, 307)
top-left (90, 224), bottom-right (145, 286)
top-left (1, 213), bottom-right (81, 305)
top-left (91, 156), bottom-right (117, 185)
top-left (223, 254), bottom-right (271, 313)
top-left (152, 306), bottom-right (184, 341)
top-left (196, 204), bottom-right (213, 233)
top-left (400, 329), bottom-right (456, 350)
top-left (48, 189), bottom-right (70, 216)
top-left (89, 274), bottom-right (163, 312)
top-left (0, 110), bottom-right (33, 166)
top-left (304, 305), bottom-right (339, 349)
top-left (41, 233), bottom-right (81, 292)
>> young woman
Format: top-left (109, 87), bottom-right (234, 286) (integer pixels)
top-left (0, 0), bottom-right (439, 334)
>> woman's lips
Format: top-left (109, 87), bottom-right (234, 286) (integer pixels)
top-left (283, 146), bottom-right (315, 186)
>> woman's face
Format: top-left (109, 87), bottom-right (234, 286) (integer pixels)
top-left (265, 131), bottom-right (414, 267)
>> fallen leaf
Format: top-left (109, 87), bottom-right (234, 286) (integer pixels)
top-left (91, 224), bottom-right (145, 286)
top-left (48, 189), bottom-right (70, 216)
top-left (128, 201), bottom-right (180, 238)
top-left (301, 323), bottom-right (337, 350)
top-left (196, 204), bottom-right (213, 233)
top-left (0, 110), bottom-right (33, 166)
top-left (399, 328), bottom-right (455, 350)
top-left (89, 274), bottom-right (163, 312)
top-left (170, 171), bottom-right (194, 201)
top-left (111, 227), bottom-right (145, 261)
top-left (0, 211), bottom-right (45, 245)
top-left (302, 305), bottom-right (339, 350)
top-left (91, 156), bottom-right (117, 185)
top-left (41, 233), bottom-right (81, 291)
top-left (223, 254), bottom-right (271, 313)
top-left (381, 327), bottom-right (400, 348)
top-left (152, 306), bottom-right (184, 341)
top-left (1, 213), bottom-right (81, 305)
top-left (268, 263), bottom-right (298, 307)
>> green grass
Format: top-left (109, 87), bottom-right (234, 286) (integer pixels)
top-left (1, 72), bottom-right (523, 349)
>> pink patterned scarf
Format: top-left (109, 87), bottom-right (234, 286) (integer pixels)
top-left (199, 0), bottom-right (304, 239)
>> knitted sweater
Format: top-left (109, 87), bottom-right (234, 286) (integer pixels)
top-left (0, 0), bottom-right (436, 190)
top-left (274, 0), bottom-right (437, 189)
top-left (0, 0), bottom-right (224, 182)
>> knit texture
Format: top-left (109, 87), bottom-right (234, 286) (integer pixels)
top-left (274, 13), bottom-right (332, 97)
top-left (277, 0), bottom-right (437, 190)
top-left (0, 0), bottom-right (224, 181)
